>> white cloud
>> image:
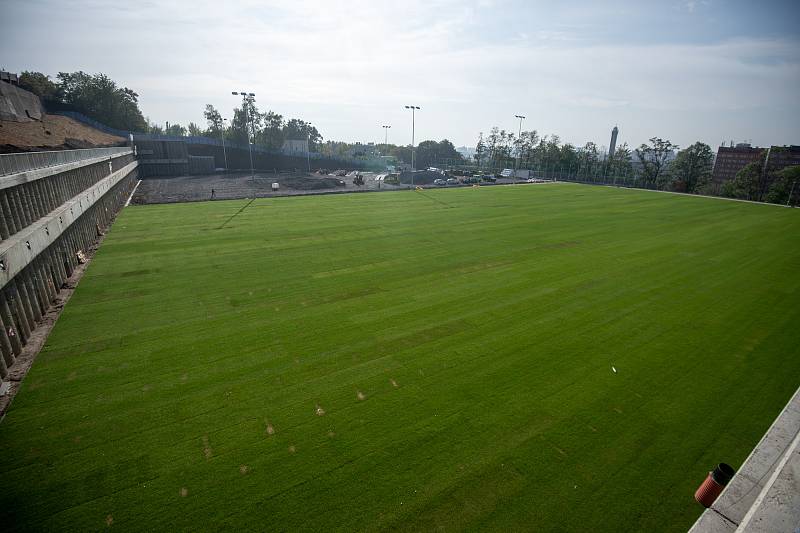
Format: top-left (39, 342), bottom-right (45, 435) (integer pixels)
top-left (1, 0), bottom-right (798, 149)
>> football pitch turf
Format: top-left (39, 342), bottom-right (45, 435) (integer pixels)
top-left (1, 183), bottom-right (799, 531)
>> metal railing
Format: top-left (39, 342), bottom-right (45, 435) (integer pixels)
top-left (0, 147), bottom-right (132, 177)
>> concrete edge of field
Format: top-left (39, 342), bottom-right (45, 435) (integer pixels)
top-left (565, 182), bottom-right (797, 208)
top-left (688, 385), bottom-right (800, 532)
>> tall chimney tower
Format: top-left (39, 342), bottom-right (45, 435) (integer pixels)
top-left (609, 126), bottom-right (619, 159)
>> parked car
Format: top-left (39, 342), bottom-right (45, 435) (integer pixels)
top-left (335, 178), bottom-right (346, 186)
top-left (462, 176), bottom-right (481, 184)
top-left (481, 174), bottom-right (497, 182)
top-left (500, 168), bottom-right (514, 178)
top-left (433, 178), bottom-right (447, 186)
top-left (446, 178), bottom-right (459, 185)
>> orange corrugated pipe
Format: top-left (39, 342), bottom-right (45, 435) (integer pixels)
top-left (695, 463), bottom-right (735, 507)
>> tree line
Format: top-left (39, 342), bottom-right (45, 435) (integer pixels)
top-left (471, 126), bottom-right (797, 204)
top-left (473, 126), bottom-right (715, 193)
top-left (19, 71), bottom-right (148, 132)
top-left (18, 70), bottom-right (325, 152)
top-left (191, 102), bottom-right (322, 152)
top-left (721, 150), bottom-right (799, 205)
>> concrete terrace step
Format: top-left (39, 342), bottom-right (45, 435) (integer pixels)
top-left (689, 385), bottom-right (800, 533)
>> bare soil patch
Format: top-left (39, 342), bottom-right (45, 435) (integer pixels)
top-left (0, 114), bottom-right (125, 152)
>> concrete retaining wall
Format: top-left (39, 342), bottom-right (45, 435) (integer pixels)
top-left (0, 81), bottom-right (43, 123)
top-left (0, 149), bottom-right (137, 385)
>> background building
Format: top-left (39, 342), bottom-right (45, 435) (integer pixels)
top-left (712, 143), bottom-right (765, 183)
top-left (765, 145), bottom-right (800, 171)
top-left (609, 126), bottom-right (618, 158)
top-left (712, 143), bottom-right (800, 184)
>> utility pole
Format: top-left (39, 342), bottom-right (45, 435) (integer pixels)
top-left (405, 105), bottom-right (420, 186)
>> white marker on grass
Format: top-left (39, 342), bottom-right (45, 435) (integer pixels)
top-left (611, 366), bottom-right (617, 373)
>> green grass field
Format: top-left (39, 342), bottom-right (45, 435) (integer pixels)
top-left (2, 183), bottom-right (799, 531)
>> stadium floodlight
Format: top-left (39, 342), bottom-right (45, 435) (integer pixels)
top-left (382, 125), bottom-right (391, 148)
top-left (232, 91), bottom-right (257, 183)
top-left (514, 114), bottom-right (526, 181)
top-left (404, 106), bottom-right (421, 183)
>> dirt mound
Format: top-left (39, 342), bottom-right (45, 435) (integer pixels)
top-left (0, 114), bottom-right (126, 153)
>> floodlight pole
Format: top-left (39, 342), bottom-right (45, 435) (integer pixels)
top-left (405, 105), bottom-right (420, 186)
top-left (382, 125), bottom-right (391, 148)
top-left (232, 91), bottom-right (256, 183)
top-left (514, 115), bottom-right (525, 182)
top-left (221, 118), bottom-right (229, 172)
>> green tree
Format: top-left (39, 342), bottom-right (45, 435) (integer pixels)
top-left (258, 111), bottom-right (284, 150)
top-left (722, 156), bottom-right (764, 201)
top-left (187, 122), bottom-right (203, 137)
top-left (413, 139), bottom-right (463, 169)
top-left (18, 71), bottom-right (59, 100)
top-left (56, 71), bottom-right (147, 131)
top-left (229, 97), bottom-right (264, 145)
top-left (519, 130), bottom-right (540, 169)
top-left (486, 127), bottom-right (501, 170)
top-left (579, 142), bottom-right (599, 179)
top-left (669, 142), bottom-right (714, 193)
top-left (635, 137), bottom-right (678, 187)
top-left (475, 133), bottom-right (487, 168)
top-left (559, 143), bottom-right (580, 176)
top-left (283, 119), bottom-right (322, 150)
top-left (145, 118), bottom-right (163, 135)
top-left (203, 104), bottom-right (224, 135)
top-left (64, 72), bottom-right (146, 131)
top-left (765, 165), bottom-right (800, 206)
top-left (390, 145), bottom-right (413, 165)
top-left (608, 142), bottom-right (633, 180)
top-left (165, 123), bottom-right (186, 136)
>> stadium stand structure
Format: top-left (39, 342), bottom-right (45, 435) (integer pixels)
top-left (0, 146), bottom-right (138, 393)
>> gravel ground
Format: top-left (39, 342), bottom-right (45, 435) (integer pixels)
top-left (131, 171), bottom-right (407, 204)
top-left (131, 171), bottom-right (535, 205)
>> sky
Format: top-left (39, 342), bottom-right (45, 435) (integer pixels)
top-left (1, 0), bottom-right (799, 151)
